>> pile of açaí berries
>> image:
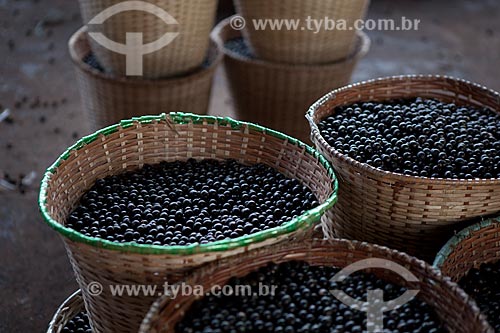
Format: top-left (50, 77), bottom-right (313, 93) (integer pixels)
top-left (176, 261), bottom-right (445, 333)
top-left (66, 159), bottom-right (318, 246)
top-left (459, 261), bottom-right (500, 332)
top-left (318, 98), bottom-right (500, 179)
top-left (62, 312), bottom-right (91, 333)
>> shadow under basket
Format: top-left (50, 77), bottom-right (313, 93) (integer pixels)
top-left (47, 290), bottom-right (85, 333)
top-left (38, 113), bottom-right (338, 333)
top-left (140, 238), bottom-right (493, 333)
top-left (69, 27), bottom-right (222, 131)
top-left (307, 75), bottom-right (500, 261)
top-left (211, 16), bottom-right (370, 144)
top-left (234, 0), bottom-right (370, 64)
top-left (78, 0), bottom-right (218, 78)
top-left (434, 217), bottom-right (500, 283)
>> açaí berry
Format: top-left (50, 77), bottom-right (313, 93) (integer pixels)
top-left (176, 261), bottom-right (445, 333)
top-left (318, 98), bottom-right (500, 179)
top-left (67, 159), bottom-right (318, 247)
top-left (459, 261), bottom-right (500, 332)
top-left (62, 312), bottom-right (91, 333)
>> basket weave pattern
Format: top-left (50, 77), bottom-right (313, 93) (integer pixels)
top-left (212, 17), bottom-right (369, 143)
top-left (307, 75), bottom-right (500, 260)
top-left (39, 113), bottom-right (337, 333)
top-left (79, 0), bottom-right (218, 78)
top-left (434, 217), bottom-right (500, 283)
top-left (234, 0), bottom-right (370, 64)
top-left (69, 27), bottom-right (221, 131)
top-left (140, 238), bottom-right (492, 333)
top-left (47, 290), bottom-right (84, 333)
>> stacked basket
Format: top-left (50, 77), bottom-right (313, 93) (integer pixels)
top-left (71, 0), bottom-right (221, 130)
top-left (214, 0), bottom-right (370, 143)
top-left (40, 113), bottom-right (338, 332)
top-left (307, 75), bottom-right (500, 261)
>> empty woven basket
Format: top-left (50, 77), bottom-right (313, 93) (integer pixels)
top-left (234, 0), bottom-right (370, 64)
top-left (78, 0), bottom-right (218, 78)
top-left (212, 17), bottom-right (370, 143)
top-left (39, 113), bottom-right (338, 333)
top-left (69, 27), bottom-right (221, 131)
top-left (140, 238), bottom-right (492, 333)
top-left (307, 75), bottom-right (500, 260)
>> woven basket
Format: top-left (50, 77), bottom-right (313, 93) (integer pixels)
top-left (47, 290), bottom-right (85, 333)
top-left (234, 0), bottom-right (370, 64)
top-left (211, 17), bottom-right (370, 144)
top-left (78, 0), bottom-right (218, 78)
top-left (39, 113), bottom-right (338, 333)
top-left (307, 75), bottom-right (500, 261)
top-left (140, 238), bottom-right (492, 333)
top-left (434, 217), bottom-right (500, 283)
top-left (69, 27), bottom-right (221, 131)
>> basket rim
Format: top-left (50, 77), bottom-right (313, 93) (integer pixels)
top-left (211, 16), bottom-right (370, 70)
top-left (68, 26), bottom-right (223, 85)
top-left (141, 237), bottom-right (491, 333)
top-left (306, 74), bottom-right (500, 185)
top-left (433, 216), bottom-right (500, 269)
top-left (47, 289), bottom-right (83, 333)
top-left (38, 112), bottom-right (338, 255)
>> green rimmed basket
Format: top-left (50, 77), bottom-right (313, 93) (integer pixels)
top-left (39, 112), bottom-right (338, 333)
top-left (434, 217), bottom-right (500, 282)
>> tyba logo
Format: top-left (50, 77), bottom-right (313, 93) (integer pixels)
top-left (330, 258), bottom-right (420, 333)
top-left (87, 1), bottom-right (179, 76)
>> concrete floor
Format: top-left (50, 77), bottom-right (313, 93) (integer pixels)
top-left (0, 0), bottom-right (499, 331)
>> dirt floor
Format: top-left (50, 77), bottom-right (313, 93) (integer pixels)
top-left (0, 0), bottom-right (499, 331)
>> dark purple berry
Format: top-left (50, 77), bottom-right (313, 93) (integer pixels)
top-left (67, 159), bottom-right (318, 247)
top-left (318, 98), bottom-right (500, 179)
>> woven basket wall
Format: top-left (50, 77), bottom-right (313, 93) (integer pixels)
top-left (434, 217), bottom-right (500, 283)
top-left (78, 0), bottom-right (218, 78)
top-left (307, 75), bottom-right (500, 261)
top-left (140, 238), bottom-right (492, 333)
top-left (47, 290), bottom-right (84, 333)
top-left (233, 0), bottom-right (370, 64)
top-left (211, 17), bottom-right (370, 144)
top-left (39, 113), bottom-right (338, 333)
top-left (69, 27), bottom-right (221, 132)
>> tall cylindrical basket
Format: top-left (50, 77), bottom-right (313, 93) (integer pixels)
top-left (78, 0), bottom-right (218, 78)
top-left (69, 27), bottom-right (222, 131)
top-left (212, 17), bottom-right (370, 143)
top-left (234, 0), bottom-right (370, 64)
